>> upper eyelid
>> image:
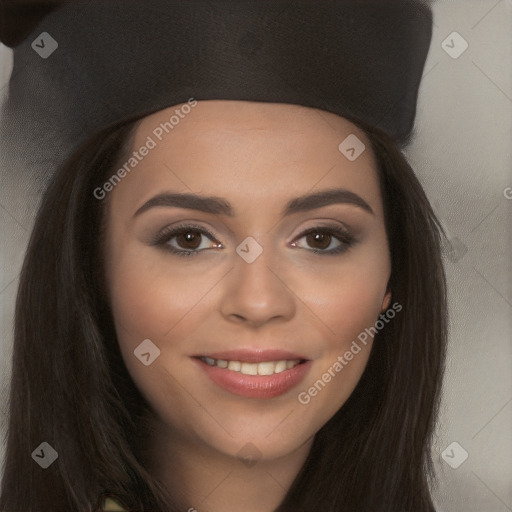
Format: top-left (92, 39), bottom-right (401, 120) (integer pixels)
top-left (155, 223), bottom-right (219, 240)
top-left (151, 224), bottom-right (221, 254)
top-left (156, 223), bottom-right (353, 248)
top-left (158, 222), bottom-right (351, 237)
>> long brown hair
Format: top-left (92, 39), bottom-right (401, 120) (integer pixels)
top-left (0, 113), bottom-right (447, 511)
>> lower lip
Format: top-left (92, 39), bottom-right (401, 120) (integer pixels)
top-left (194, 358), bottom-right (312, 399)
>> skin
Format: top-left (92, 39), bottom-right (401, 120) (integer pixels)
top-left (103, 100), bottom-right (391, 512)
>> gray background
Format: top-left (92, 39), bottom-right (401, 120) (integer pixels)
top-left (1, 1), bottom-right (511, 510)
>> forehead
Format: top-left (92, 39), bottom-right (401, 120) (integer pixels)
top-left (115, 100), bottom-right (382, 216)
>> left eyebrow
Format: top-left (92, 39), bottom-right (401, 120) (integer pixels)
top-left (282, 187), bottom-right (374, 216)
top-left (133, 187), bottom-right (374, 218)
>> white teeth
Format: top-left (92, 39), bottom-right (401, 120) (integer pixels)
top-left (241, 362), bottom-right (258, 375)
top-left (257, 361), bottom-right (275, 375)
top-left (227, 360), bottom-right (241, 371)
top-left (201, 357), bottom-right (301, 375)
top-left (274, 360), bottom-right (287, 374)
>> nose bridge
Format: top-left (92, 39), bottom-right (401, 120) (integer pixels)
top-left (220, 235), bottom-right (296, 325)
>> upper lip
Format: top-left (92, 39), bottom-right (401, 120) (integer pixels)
top-left (193, 349), bottom-right (308, 363)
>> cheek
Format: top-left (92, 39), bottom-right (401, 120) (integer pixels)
top-left (107, 244), bottom-right (213, 342)
top-left (292, 282), bottom-right (386, 436)
top-left (106, 253), bottom-right (213, 421)
top-left (105, 243), bottom-right (209, 391)
top-left (290, 248), bottom-right (390, 430)
top-left (296, 252), bottom-right (390, 348)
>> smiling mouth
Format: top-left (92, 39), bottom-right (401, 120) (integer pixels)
top-left (198, 356), bottom-right (306, 376)
top-left (193, 353), bottom-right (312, 398)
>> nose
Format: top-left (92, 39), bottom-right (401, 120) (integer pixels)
top-left (219, 246), bottom-right (296, 327)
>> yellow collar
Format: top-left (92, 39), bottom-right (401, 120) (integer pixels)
top-left (100, 494), bottom-right (129, 511)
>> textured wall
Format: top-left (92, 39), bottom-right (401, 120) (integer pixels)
top-left (405, 2), bottom-right (512, 511)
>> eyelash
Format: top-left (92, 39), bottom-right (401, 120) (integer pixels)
top-left (151, 223), bottom-right (356, 258)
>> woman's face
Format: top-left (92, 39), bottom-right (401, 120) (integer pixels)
top-left (103, 100), bottom-right (391, 463)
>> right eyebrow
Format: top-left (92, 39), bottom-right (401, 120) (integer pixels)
top-left (133, 192), bottom-right (234, 217)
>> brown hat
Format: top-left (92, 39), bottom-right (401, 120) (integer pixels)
top-left (1, 0), bottom-right (433, 182)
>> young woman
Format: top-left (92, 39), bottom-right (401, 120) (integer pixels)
top-left (0, 99), bottom-right (447, 511)
top-left (0, 1), bottom-right (445, 511)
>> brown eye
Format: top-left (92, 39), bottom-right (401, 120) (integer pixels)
top-left (305, 232), bottom-right (332, 250)
top-left (175, 230), bottom-right (203, 250)
top-left (292, 226), bottom-right (356, 255)
top-left (152, 224), bottom-right (222, 257)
